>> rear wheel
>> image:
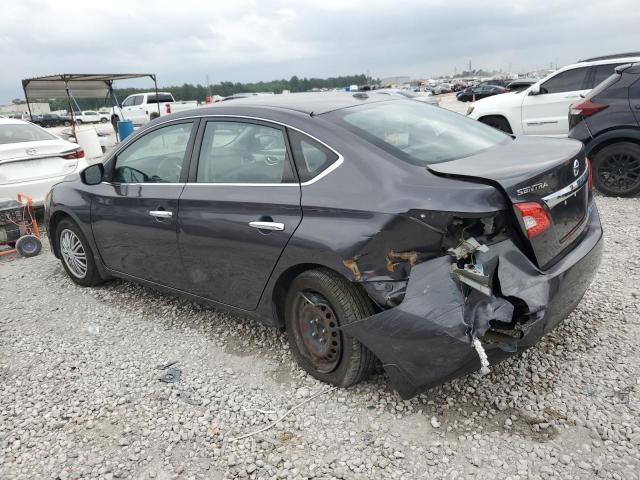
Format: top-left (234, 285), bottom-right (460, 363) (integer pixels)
top-left (479, 115), bottom-right (513, 134)
top-left (592, 142), bottom-right (640, 197)
top-left (57, 218), bottom-right (103, 286)
top-left (100, 117), bottom-right (108, 123)
top-left (285, 269), bottom-right (377, 387)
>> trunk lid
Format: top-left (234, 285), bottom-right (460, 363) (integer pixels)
top-left (0, 140), bottom-right (81, 185)
top-left (427, 136), bottom-right (590, 268)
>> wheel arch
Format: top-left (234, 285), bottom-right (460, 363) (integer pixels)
top-left (270, 262), bottom-right (361, 329)
top-left (585, 128), bottom-right (640, 158)
top-left (478, 114), bottom-right (513, 134)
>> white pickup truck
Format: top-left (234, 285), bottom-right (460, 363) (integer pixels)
top-left (111, 92), bottom-right (198, 126)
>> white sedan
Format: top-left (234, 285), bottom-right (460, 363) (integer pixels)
top-left (0, 118), bottom-right (88, 205)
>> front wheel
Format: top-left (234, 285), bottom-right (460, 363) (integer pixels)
top-left (592, 142), bottom-right (640, 197)
top-left (285, 269), bottom-right (377, 387)
top-left (100, 117), bottom-right (108, 123)
top-left (57, 218), bottom-right (104, 286)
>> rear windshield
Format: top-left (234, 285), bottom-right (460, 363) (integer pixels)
top-left (0, 123), bottom-right (57, 145)
top-left (147, 94), bottom-right (174, 104)
top-left (328, 101), bottom-right (511, 165)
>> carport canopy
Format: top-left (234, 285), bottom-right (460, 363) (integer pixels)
top-left (22, 73), bottom-right (157, 100)
top-left (21, 73), bottom-right (159, 133)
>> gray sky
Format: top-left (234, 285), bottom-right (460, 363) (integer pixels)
top-left (2, 0), bottom-right (640, 103)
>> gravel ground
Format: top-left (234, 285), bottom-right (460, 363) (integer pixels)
top-left (1, 194), bottom-right (639, 480)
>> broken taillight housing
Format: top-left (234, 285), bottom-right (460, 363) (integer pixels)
top-left (62, 149), bottom-right (85, 160)
top-left (514, 202), bottom-right (550, 239)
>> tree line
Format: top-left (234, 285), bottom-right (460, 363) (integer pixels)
top-left (46, 74), bottom-right (371, 111)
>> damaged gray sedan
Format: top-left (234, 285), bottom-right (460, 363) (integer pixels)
top-left (45, 93), bottom-right (603, 399)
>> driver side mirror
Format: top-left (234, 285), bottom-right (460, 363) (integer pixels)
top-left (81, 163), bottom-right (104, 185)
top-left (528, 84), bottom-right (541, 96)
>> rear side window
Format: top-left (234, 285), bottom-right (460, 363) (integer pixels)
top-left (329, 101), bottom-right (510, 166)
top-left (540, 67), bottom-right (589, 94)
top-left (133, 95), bottom-right (144, 106)
top-left (288, 130), bottom-right (338, 182)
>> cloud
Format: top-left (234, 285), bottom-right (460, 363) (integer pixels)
top-left (1, 0), bottom-right (639, 102)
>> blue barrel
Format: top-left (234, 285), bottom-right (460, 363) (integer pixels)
top-left (117, 120), bottom-right (134, 142)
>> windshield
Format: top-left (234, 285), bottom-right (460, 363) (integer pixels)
top-left (329, 100), bottom-right (511, 165)
top-left (0, 123), bottom-right (57, 145)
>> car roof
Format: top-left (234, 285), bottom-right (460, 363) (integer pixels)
top-left (201, 92), bottom-right (394, 115)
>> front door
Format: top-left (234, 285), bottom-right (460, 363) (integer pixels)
top-left (521, 66), bottom-right (590, 137)
top-left (178, 119), bottom-right (302, 310)
top-left (91, 120), bottom-right (196, 288)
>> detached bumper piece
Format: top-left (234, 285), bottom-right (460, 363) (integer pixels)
top-left (342, 208), bottom-right (603, 399)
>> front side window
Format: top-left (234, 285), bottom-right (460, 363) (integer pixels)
top-left (113, 122), bottom-right (193, 183)
top-left (540, 67), bottom-right (589, 94)
top-left (196, 121), bottom-right (293, 184)
top-left (328, 101), bottom-right (510, 166)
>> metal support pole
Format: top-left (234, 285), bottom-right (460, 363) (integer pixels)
top-left (64, 80), bottom-right (76, 138)
top-left (22, 80), bottom-right (33, 121)
top-left (152, 74), bottom-right (160, 116)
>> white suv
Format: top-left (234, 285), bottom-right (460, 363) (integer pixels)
top-left (467, 53), bottom-right (640, 137)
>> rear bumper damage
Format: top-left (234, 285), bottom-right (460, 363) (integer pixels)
top-left (342, 206), bottom-right (603, 399)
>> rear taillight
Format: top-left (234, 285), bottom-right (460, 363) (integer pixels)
top-left (569, 98), bottom-right (608, 118)
top-left (514, 202), bottom-right (550, 239)
top-left (165, 103), bottom-right (171, 114)
top-left (62, 149), bottom-right (85, 160)
top-left (586, 158), bottom-right (593, 192)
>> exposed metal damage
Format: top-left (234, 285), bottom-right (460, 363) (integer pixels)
top-left (341, 207), bottom-right (603, 399)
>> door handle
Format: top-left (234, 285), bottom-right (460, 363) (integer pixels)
top-left (249, 221), bottom-right (284, 231)
top-left (149, 210), bottom-right (172, 219)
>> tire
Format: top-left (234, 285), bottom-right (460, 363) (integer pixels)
top-left (100, 117), bottom-right (108, 123)
top-left (15, 235), bottom-right (42, 257)
top-left (479, 115), bottom-right (513, 134)
top-left (285, 268), bottom-right (377, 387)
top-left (592, 142), bottom-right (640, 197)
top-left (56, 218), bottom-right (103, 286)
top-left (76, 119), bottom-right (83, 125)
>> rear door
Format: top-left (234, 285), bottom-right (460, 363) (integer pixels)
top-left (91, 120), bottom-right (196, 288)
top-left (521, 66), bottom-right (591, 136)
top-left (177, 118), bottom-right (302, 309)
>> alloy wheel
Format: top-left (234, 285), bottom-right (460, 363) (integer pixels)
top-left (60, 229), bottom-right (88, 279)
top-left (598, 152), bottom-right (640, 194)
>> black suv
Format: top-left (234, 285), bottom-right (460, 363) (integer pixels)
top-left (569, 63), bottom-right (640, 196)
